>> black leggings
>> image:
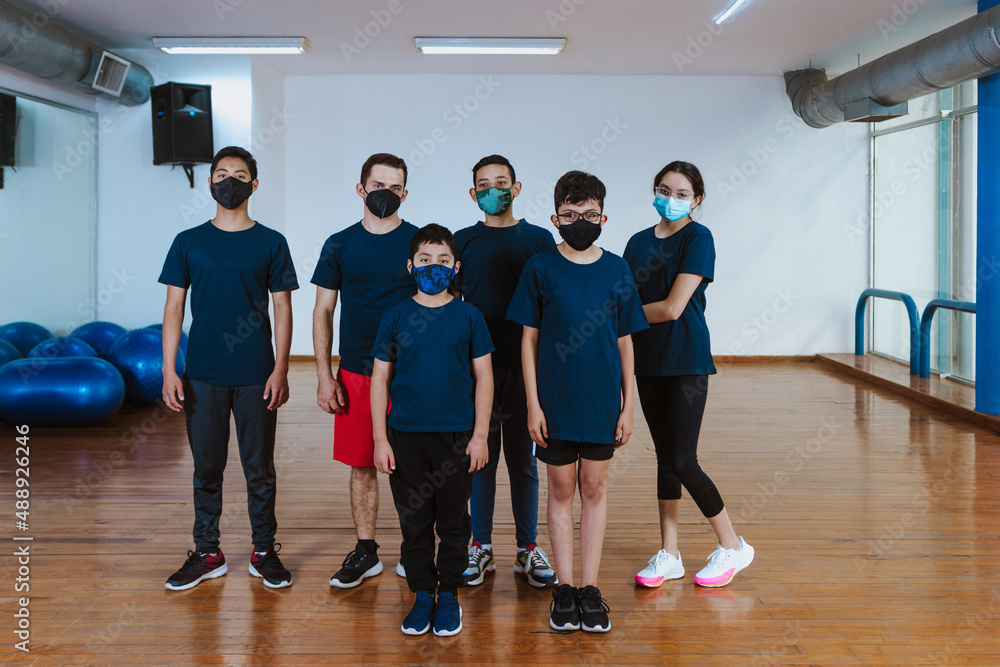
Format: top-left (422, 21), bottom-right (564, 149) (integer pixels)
top-left (636, 375), bottom-right (725, 518)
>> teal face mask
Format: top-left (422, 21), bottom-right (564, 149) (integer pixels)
top-left (653, 195), bottom-right (691, 222)
top-left (476, 187), bottom-right (513, 216)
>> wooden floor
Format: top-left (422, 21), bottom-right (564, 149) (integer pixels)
top-left (4, 360), bottom-right (1000, 665)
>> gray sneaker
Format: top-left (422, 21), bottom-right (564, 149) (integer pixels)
top-left (463, 542), bottom-right (495, 586)
top-left (515, 544), bottom-right (558, 588)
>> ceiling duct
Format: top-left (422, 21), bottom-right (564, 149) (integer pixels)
top-left (0, 0), bottom-right (152, 106)
top-left (785, 6), bottom-right (1000, 128)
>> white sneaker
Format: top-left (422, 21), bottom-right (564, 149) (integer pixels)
top-left (396, 561), bottom-right (405, 577)
top-left (693, 537), bottom-right (754, 587)
top-left (635, 549), bottom-right (685, 588)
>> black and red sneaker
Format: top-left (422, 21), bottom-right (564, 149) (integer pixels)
top-left (165, 549), bottom-right (228, 591)
top-left (249, 543), bottom-right (292, 588)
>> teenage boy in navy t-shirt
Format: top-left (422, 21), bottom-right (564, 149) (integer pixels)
top-left (311, 153), bottom-right (418, 588)
top-left (507, 171), bottom-right (648, 633)
top-left (160, 146), bottom-right (298, 591)
top-left (371, 224), bottom-right (494, 637)
top-left (454, 155), bottom-right (558, 589)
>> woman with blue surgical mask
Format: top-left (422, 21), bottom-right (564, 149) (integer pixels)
top-left (623, 161), bottom-right (755, 590)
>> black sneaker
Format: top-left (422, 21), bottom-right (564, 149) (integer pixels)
top-left (249, 543), bottom-right (292, 588)
top-left (165, 549), bottom-right (228, 591)
top-left (329, 542), bottom-right (383, 589)
top-left (549, 584), bottom-right (580, 631)
top-left (577, 585), bottom-right (611, 632)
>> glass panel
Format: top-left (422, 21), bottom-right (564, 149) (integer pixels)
top-left (0, 94), bottom-right (96, 334)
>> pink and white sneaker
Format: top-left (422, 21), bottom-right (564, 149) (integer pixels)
top-left (693, 537), bottom-right (754, 587)
top-left (635, 550), bottom-right (685, 588)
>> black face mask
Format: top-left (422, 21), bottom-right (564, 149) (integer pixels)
top-left (365, 188), bottom-right (401, 219)
top-left (211, 177), bottom-right (254, 210)
top-left (558, 219), bottom-right (602, 251)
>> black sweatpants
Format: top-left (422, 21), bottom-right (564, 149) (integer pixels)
top-left (388, 427), bottom-right (473, 594)
top-left (184, 378), bottom-right (278, 552)
top-left (636, 375), bottom-right (725, 518)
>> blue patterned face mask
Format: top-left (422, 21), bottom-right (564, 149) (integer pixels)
top-left (412, 264), bottom-right (456, 295)
top-left (476, 187), bottom-right (513, 216)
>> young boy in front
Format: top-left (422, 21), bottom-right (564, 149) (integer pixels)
top-left (507, 171), bottom-right (648, 632)
top-left (371, 224), bottom-right (494, 637)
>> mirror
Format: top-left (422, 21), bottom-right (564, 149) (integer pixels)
top-left (0, 88), bottom-right (97, 334)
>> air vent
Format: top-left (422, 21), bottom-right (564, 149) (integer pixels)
top-left (92, 51), bottom-right (131, 97)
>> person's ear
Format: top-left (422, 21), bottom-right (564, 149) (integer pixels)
top-left (469, 187), bottom-right (478, 203)
top-left (251, 179), bottom-right (259, 194)
top-left (511, 181), bottom-right (522, 197)
top-left (454, 260), bottom-right (461, 275)
top-left (406, 259), bottom-right (413, 274)
top-left (398, 189), bottom-right (408, 204)
top-left (551, 214), bottom-right (560, 228)
top-left (356, 183), bottom-right (367, 199)
top-left (599, 214), bottom-right (608, 228)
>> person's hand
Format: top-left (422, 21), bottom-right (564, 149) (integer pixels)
top-left (467, 434), bottom-right (489, 472)
top-left (614, 409), bottom-right (633, 448)
top-left (374, 438), bottom-right (395, 474)
top-left (528, 404), bottom-right (549, 448)
top-left (264, 369), bottom-right (290, 410)
top-left (162, 372), bottom-right (185, 412)
top-left (317, 375), bottom-right (346, 414)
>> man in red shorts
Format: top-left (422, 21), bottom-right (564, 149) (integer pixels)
top-left (311, 153), bottom-right (417, 588)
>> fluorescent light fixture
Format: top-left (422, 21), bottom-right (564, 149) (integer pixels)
top-left (715, 0), bottom-right (750, 24)
top-left (414, 37), bottom-right (566, 55)
top-left (153, 37), bottom-right (307, 55)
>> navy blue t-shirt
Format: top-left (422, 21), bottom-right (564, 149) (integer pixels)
top-left (623, 222), bottom-right (717, 377)
top-left (506, 247), bottom-right (649, 444)
top-left (373, 297), bottom-right (494, 433)
top-left (158, 221), bottom-right (299, 386)
top-left (454, 219), bottom-right (556, 368)
top-left (310, 220), bottom-right (418, 376)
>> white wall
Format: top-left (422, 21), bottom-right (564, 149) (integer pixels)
top-left (282, 73), bottom-right (871, 357)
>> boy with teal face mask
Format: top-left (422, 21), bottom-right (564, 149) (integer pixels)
top-left (371, 224), bottom-right (494, 637)
top-left (454, 155), bottom-right (559, 590)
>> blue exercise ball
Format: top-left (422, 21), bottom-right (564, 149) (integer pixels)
top-left (0, 340), bottom-right (21, 368)
top-left (0, 322), bottom-right (53, 356)
top-left (145, 323), bottom-right (188, 358)
top-left (27, 336), bottom-right (99, 359)
top-left (107, 328), bottom-right (185, 406)
top-left (71, 321), bottom-right (127, 358)
top-left (0, 357), bottom-right (125, 426)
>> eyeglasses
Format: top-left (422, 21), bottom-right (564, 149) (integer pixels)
top-left (655, 187), bottom-right (694, 201)
top-left (557, 211), bottom-right (602, 223)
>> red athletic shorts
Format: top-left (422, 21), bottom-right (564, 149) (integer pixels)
top-left (333, 368), bottom-right (390, 468)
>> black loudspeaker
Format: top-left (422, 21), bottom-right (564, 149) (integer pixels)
top-left (151, 82), bottom-right (214, 165)
top-left (0, 93), bottom-right (15, 167)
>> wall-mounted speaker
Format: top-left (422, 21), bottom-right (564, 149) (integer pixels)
top-left (150, 82), bottom-right (213, 165)
top-left (0, 93), bottom-right (15, 168)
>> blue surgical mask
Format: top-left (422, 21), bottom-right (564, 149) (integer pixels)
top-left (653, 195), bottom-right (691, 222)
top-left (412, 264), bottom-right (456, 295)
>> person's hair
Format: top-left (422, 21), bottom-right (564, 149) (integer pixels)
top-left (553, 171), bottom-right (606, 212)
top-left (211, 146), bottom-right (257, 181)
top-left (471, 154), bottom-right (516, 185)
top-left (653, 161), bottom-right (706, 202)
top-left (409, 223), bottom-right (458, 262)
top-left (360, 153), bottom-right (408, 188)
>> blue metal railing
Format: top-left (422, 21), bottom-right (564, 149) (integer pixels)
top-left (919, 299), bottom-right (977, 378)
top-left (855, 289), bottom-right (921, 375)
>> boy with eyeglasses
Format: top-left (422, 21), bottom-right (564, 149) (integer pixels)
top-left (454, 155), bottom-right (558, 589)
top-left (506, 171), bottom-right (648, 632)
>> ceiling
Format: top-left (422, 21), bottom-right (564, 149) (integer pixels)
top-left (11, 0), bottom-right (979, 78)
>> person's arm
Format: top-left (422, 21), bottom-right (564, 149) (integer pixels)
top-left (161, 285), bottom-right (188, 412)
top-left (467, 354), bottom-right (493, 472)
top-left (264, 290), bottom-right (292, 410)
top-left (312, 286), bottom-right (346, 414)
top-left (643, 273), bottom-right (704, 324)
top-left (521, 325), bottom-right (548, 447)
top-left (614, 335), bottom-right (636, 447)
top-left (371, 358), bottom-right (395, 474)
